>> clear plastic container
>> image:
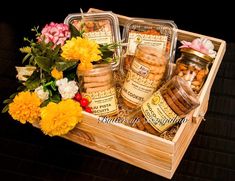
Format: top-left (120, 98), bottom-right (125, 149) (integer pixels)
top-left (77, 64), bottom-right (119, 116)
top-left (121, 45), bottom-right (168, 108)
top-left (128, 76), bottom-right (199, 134)
top-left (174, 48), bottom-right (213, 93)
top-left (120, 18), bottom-right (177, 76)
top-left (64, 12), bottom-right (121, 70)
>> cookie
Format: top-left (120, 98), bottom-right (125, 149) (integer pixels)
top-left (163, 92), bottom-right (185, 116)
top-left (133, 58), bottom-right (166, 74)
top-left (84, 73), bottom-right (112, 83)
top-left (171, 88), bottom-right (192, 110)
top-left (166, 88), bottom-right (188, 113)
top-left (86, 84), bottom-right (112, 93)
top-left (84, 81), bottom-right (111, 88)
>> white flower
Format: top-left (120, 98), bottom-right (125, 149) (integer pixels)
top-left (56, 78), bottom-right (78, 100)
top-left (34, 86), bottom-right (49, 102)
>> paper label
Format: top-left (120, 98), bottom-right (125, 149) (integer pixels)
top-left (127, 33), bottom-right (168, 55)
top-left (84, 31), bottom-right (112, 44)
top-left (83, 87), bottom-right (118, 116)
top-left (141, 91), bottom-right (180, 133)
top-left (121, 70), bottom-right (157, 106)
top-left (131, 58), bottom-right (150, 77)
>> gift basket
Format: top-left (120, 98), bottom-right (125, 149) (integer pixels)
top-left (2, 8), bottom-right (226, 179)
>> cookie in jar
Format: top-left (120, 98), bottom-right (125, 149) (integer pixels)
top-left (77, 64), bottom-right (119, 116)
top-left (129, 76), bottom-right (200, 135)
top-left (121, 45), bottom-right (169, 108)
top-left (175, 38), bottom-right (216, 93)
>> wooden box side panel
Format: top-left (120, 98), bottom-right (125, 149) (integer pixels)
top-left (63, 130), bottom-right (173, 179)
top-left (81, 112), bottom-right (174, 153)
top-left (67, 123), bottom-right (173, 170)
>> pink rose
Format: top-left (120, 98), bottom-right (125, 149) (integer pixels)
top-left (38, 22), bottom-right (70, 47)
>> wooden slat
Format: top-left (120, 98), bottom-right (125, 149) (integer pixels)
top-left (192, 40), bottom-right (226, 121)
top-left (63, 129), bottom-right (173, 179)
top-left (71, 124), bottom-right (173, 169)
top-left (81, 112), bottom-right (174, 153)
top-left (171, 118), bottom-right (203, 173)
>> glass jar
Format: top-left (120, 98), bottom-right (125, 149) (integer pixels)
top-left (128, 76), bottom-right (199, 135)
top-left (174, 48), bottom-right (213, 93)
top-left (77, 64), bottom-right (119, 116)
top-left (121, 45), bottom-right (168, 108)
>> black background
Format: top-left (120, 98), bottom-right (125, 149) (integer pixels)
top-left (1, 1), bottom-right (235, 180)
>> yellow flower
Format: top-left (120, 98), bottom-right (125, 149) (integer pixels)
top-left (8, 91), bottom-right (41, 124)
top-left (51, 67), bottom-right (63, 80)
top-left (19, 46), bottom-right (31, 53)
top-left (40, 99), bottom-right (82, 136)
top-left (61, 37), bottom-right (101, 70)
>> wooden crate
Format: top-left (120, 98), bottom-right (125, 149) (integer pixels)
top-left (62, 8), bottom-right (226, 179)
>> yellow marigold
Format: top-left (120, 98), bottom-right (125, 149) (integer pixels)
top-left (61, 37), bottom-right (101, 70)
top-left (40, 99), bottom-right (82, 136)
top-left (51, 67), bottom-right (63, 80)
top-left (8, 91), bottom-right (41, 124)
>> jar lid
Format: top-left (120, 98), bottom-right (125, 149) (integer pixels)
top-left (180, 48), bottom-right (214, 62)
top-left (174, 76), bottom-right (200, 109)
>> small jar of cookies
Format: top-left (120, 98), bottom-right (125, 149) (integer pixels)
top-left (174, 48), bottom-right (213, 93)
top-left (129, 76), bottom-right (199, 135)
top-left (78, 64), bottom-right (119, 116)
top-left (121, 45), bottom-right (168, 108)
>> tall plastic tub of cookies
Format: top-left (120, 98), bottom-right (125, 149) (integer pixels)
top-left (61, 8), bottom-right (227, 179)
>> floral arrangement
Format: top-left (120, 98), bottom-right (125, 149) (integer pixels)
top-left (2, 22), bottom-right (117, 136)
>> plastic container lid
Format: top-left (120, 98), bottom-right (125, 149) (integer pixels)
top-left (120, 18), bottom-right (177, 77)
top-left (64, 12), bottom-right (121, 70)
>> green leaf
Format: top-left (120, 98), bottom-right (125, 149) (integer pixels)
top-left (50, 94), bottom-right (61, 103)
top-left (9, 93), bottom-right (17, 99)
top-left (50, 81), bottom-right (57, 91)
top-left (55, 61), bottom-right (77, 72)
top-left (3, 99), bottom-right (12, 104)
top-left (29, 55), bottom-right (35, 65)
top-left (22, 53), bottom-right (31, 64)
top-left (51, 45), bottom-right (61, 58)
top-left (65, 71), bottom-right (76, 81)
top-left (2, 104), bottom-right (9, 113)
top-left (35, 56), bottom-right (53, 72)
top-left (69, 23), bottom-right (83, 38)
top-left (40, 99), bottom-right (50, 107)
top-left (17, 85), bottom-right (26, 91)
top-left (25, 71), bottom-right (40, 90)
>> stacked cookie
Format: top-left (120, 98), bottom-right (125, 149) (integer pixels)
top-left (121, 45), bottom-right (168, 108)
top-left (134, 45), bottom-right (167, 83)
top-left (82, 66), bottom-right (113, 93)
